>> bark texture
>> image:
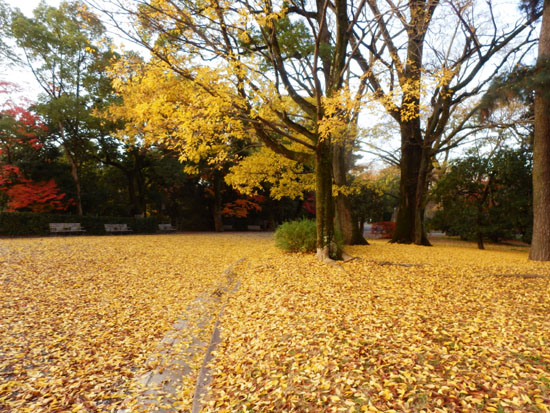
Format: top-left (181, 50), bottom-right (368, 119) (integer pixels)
top-left (391, 123), bottom-right (430, 245)
top-left (63, 143), bottom-right (83, 216)
top-left (333, 144), bottom-right (368, 245)
top-left (315, 141), bottom-right (337, 261)
top-left (390, 1), bottom-right (433, 246)
top-left (530, 0), bottom-right (550, 261)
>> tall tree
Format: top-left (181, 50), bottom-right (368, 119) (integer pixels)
top-left (96, 0), bottom-right (371, 259)
top-left (353, 0), bottom-right (538, 244)
top-left (8, 1), bottom-right (113, 215)
top-left (523, 0), bottom-right (550, 260)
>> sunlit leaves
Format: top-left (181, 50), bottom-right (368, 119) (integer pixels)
top-left (2, 235), bottom-right (549, 411)
top-left (225, 146), bottom-right (314, 200)
top-left (0, 234), bottom-right (265, 411)
top-left (108, 56), bottom-right (249, 169)
top-left (205, 239), bottom-right (550, 411)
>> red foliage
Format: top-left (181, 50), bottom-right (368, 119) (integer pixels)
top-left (370, 221), bottom-right (396, 239)
top-left (0, 165), bottom-right (73, 212)
top-left (221, 197), bottom-right (263, 218)
top-left (0, 90), bottom-right (65, 212)
top-left (1, 99), bottom-right (47, 163)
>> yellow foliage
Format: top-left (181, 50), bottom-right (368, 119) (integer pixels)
top-left (1, 235), bottom-right (550, 411)
top-left (318, 88), bottom-right (361, 142)
top-left (0, 234), bottom-right (266, 411)
top-left (107, 56), bottom-right (249, 168)
top-left (225, 146), bottom-right (314, 200)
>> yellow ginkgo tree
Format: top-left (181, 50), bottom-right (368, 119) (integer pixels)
top-left (106, 54), bottom-right (254, 231)
top-left (96, 0), bottom-right (371, 260)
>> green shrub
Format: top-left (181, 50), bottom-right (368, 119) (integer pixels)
top-left (275, 218), bottom-right (317, 253)
top-left (275, 219), bottom-right (343, 259)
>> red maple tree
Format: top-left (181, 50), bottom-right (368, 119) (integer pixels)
top-left (0, 165), bottom-right (73, 212)
top-left (1, 84), bottom-right (73, 212)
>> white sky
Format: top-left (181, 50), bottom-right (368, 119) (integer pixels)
top-left (7, 0), bottom-right (61, 15)
top-left (1, 1), bottom-right (62, 101)
top-left (2, 0), bottom-right (143, 102)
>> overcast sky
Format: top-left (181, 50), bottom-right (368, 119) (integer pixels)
top-left (2, 0), bottom-right (144, 102)
top-left (1, 1), bottom-right (60, 101)
top-left (6, 0), bottom-right (61, 15)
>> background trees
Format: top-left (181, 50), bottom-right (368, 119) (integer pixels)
top-left (8, 0), bottom-right (115, 214)
top-left (0, 89), bottom-right (73, 213)
top-left (92, 0), bottom-right (378, 259)
top-left (431, 146), bottom-right (532, 249)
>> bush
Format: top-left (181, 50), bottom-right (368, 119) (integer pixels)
top-left (275, 218), bottom-right (343, 259)
top-left (0, 212), bottom-right (161, 236)
top-left (275, 218), bottom-right (317, 253)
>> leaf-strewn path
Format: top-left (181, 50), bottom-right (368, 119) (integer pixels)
top-left (1, 234), bottom-right (550, 412)
top-left (0, 234), bottom-right (265, 411)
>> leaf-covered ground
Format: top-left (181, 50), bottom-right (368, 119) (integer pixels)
top-left (0, 234), bottom-right (264, 411)
top-left (205, 239), bottom-right (550, 412)
top-left (1, 234), bottom-right (549, 412)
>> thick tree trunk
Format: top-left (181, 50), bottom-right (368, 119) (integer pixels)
top-left (530, 1), bottom-right (550, 261)
top-left (392, 124), bottom-right (430, 245)
top-left (63, 144), bottom-right (83, 216)
top-left (315, 141), bottom-right (338, 260)
top-left (126, 171), bottom-right (142, 216)
top-left (136, 171), bottom-right (146, 217)
top-left (391, 2), bottom-right (432, 246)
top-left (476, 204), bottom-right (485, 249)
top-left (332, 144), bottom-right (368, 245)
top-left (212, 171), bottom-right (223, 232)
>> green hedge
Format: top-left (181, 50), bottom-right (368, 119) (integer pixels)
top-left (0, 212), bottom-right (162, 236)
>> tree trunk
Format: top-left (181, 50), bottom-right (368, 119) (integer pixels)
top-left (392, 123), bottom-right (430, 245)
top-left (332, 144), bottom-right (368, 245)
top-left (126, 171), bottom-right (141, 216)
top-left (477, 232), bottom-right (485, 250)
top-left (476, 203), bottom-right (485, 250)
top-left (392, 2), bottom-right (432, 246)
top-left (212, 171), bottom-right (223, 232)
top-left (414, 146), bottom-right (432, 246)
top-left (530, 0), bottom-right (550, 261)
top-left (315, 141), bottom-right (339, 260)
top-left (63, 144), bottom-right (83, 216)
top-left (136, 170), bottom-right (146, 217)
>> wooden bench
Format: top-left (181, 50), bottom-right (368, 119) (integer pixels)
top-left (49, 223), bottom-right (86, 235)
top-left (104, 223), bottom-right (133, 234)
top-left (158, 223), bottom-right (177, 233)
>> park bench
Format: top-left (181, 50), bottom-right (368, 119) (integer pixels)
top-left (49, 223), bottom-right (86, 235)
top-left (104, 223), bottom-right (133, 234)
top-left (158, 223), bottom-right (177, 233)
